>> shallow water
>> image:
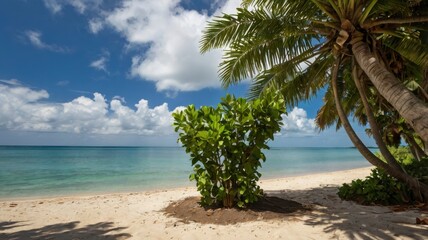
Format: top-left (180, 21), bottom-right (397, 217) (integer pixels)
top-left (0, 146), bottom-right (371, 199)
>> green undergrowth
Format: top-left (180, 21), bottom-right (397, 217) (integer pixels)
top-left (338, 147), bottom-right (428, 205)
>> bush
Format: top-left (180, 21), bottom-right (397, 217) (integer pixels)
top-left (173, 93), bottom-right (285, 208)
top-left (338, 168), bottom-right (407, 205)
top-left (338, 147), bottom-right (428, 205)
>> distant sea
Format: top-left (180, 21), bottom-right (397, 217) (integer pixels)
top-left (0, 146), bottom-right (372, 200)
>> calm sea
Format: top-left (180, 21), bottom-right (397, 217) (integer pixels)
top-left (0, 146), bottom-right (372, 200)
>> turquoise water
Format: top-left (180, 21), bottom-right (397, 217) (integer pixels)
top-left (0, 146), bottom-right (371, 199)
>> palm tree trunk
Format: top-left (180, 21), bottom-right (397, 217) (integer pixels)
top-left (403, 134), bottom-right (427, 161)
top-left (331, 58), bottom-right (388, 169)
top-left (352, 64), bottom-right (403, 170)
top-left (351, 32), bottom-right (428, 155)
top-left (332, 57), bottom-right (428, 203)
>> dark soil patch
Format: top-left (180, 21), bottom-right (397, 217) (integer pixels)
top-left (164, 196), bottom-right (311, 225)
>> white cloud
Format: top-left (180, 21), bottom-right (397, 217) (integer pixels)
top-left (0, 81), bottom-right (318, 138)
top-left (0, 82), bottom-right (181, 136)
top-left (57, 80), bottom-right (70, 86)
top-left (43, 0), bottom-right (62, 14)
top-left (25, 30), bottom-right (70, 53)
top-left (69, 0), bottom-right (87, 13)
top-left (280, 107), bottom-right (317, 136)
top-left (0, 79), bottom-right (21, 86)
top-left (42, 0), bottom-right (243, 91)
top-left (113, 95), bottom-right (126, 103)
top-left (90, 52), bottom-right (110, 73)
top-left (43, 0), bottom-right (102, 14)
top-left (89, 18), bottom-right (104, 34)
top-left (90, 57), bottom-right (108, 71)
top-left (96, 0), bottom-right (241, 92)
top-left (0, 81), bottom-right (372, 147)
top-left (25, 30), bottom-right (45, 48)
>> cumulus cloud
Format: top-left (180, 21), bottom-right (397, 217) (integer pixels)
top-left (0, 80), bottom-right (318, 137)
top-left (90, 51), bottom-right (110, 73)
top-left (42, 0), bottom-right (242, 92)
top-left (95, 0), bottom-right (241, 92)
top-left (0, 81), bottom-right (181, 135)
top-left (25, 30), bottom-right (70, 53)
top-left (280, 107), bottom-right (317, 136)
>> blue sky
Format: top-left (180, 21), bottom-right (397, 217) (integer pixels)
top-left (0, 0), bottom-right (374, 147)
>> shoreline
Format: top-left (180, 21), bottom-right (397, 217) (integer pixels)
top-left (0, 146), bottom-right (372, 203)
top-left (0, 166), bottom-right (372, 202)
top-left (1, 166), bottom-right (426, 240)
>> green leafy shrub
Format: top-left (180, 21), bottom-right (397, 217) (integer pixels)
top-left (173, 93), bottom-right (285, 208)
top-left (338, 168), bottom-right (407, 205)
top-left (338, 147), bottom-right (428, 205)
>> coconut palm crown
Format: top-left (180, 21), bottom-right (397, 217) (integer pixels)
top-left (200, 0), bottom-right (428, 145)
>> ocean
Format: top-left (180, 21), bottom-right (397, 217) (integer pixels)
top-left (0, 146), bottom-right (372, 200)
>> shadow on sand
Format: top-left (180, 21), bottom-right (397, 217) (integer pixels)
top-left (0, 221), bottom-right (131, 240)
top-left (266, 186), bottom-right (427, 240)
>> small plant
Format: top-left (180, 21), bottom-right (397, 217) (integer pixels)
top-left (173, 92), bottom-right (285, 208)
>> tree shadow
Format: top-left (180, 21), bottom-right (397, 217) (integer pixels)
top-left (0, 221), bottom-right (131, 240)
top-left (266, 186), bottom-right (427, 240)
top-left (0, 221), bottom-right (28, 231)
top-left (249, 196), bottom-right (309, 214)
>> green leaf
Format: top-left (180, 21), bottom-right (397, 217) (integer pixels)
top-left (196, 131), bottom-right (210, 139)
top-left (359, 0), bottom-right (378, 24)
top-left (239, 186), bottom-right (246, 195)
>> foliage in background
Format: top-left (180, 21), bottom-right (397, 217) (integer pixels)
top-left (338, 147), bottom-right (428, 205)
top-left (173, 92), bottom-right (285, 208)
top-left (375, 146), bottom-right (414, 165)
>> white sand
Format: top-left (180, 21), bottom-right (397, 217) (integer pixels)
top-left (1, 167), bottom-right (427, 240)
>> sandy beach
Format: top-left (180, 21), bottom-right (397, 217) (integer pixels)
top-left (1, 167), bottom-right (427, 240)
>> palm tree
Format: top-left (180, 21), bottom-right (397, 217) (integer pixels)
top-left (200, 0), bottom-right (428, 202)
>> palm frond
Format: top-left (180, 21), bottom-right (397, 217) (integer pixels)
top-left (316, 84), bottom-right (338, 130)
top-left (249, 50), bottom-right (332, 105)
top-left (279, 52), bottom-right (334, 106)
top-left (219, 35), bottom-right (315, 87)
top-left (311, 0), bottom-right (340, 21)
top-left (242, 0), bottom-right (321, 21)
top-left (200, 7), bottom-right (321, 54)
top-left (359, 0), bottom-right (378, 24)
top-left (383, 36), bottom-right (428, 68)
top-left (200, 8), bottom-right (277, 53)
top-left (368, 0), bottom-right (412, 19)
top-left (316, 59), bottom-right (363, 130)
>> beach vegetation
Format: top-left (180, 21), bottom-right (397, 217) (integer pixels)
top-left (173, 92), bottom-right (285, 208)
top-left (339, 147), bottom-right (428, 205)
top-left (338, 168), bottom-right (408, 205)
top-left (375, 146), bottom-right (414, 166)
top-left (200, 0), bottom-right (428, 202)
